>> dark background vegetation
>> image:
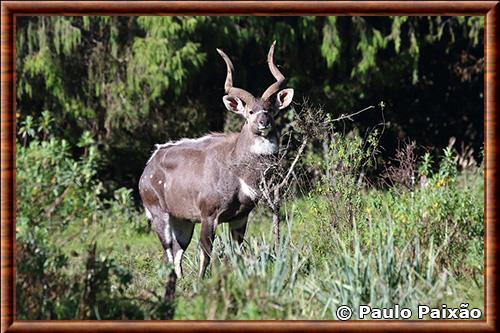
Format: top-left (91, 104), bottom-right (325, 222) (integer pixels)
top-left (16, 16), bottom-right (484, 198)
top-left (15, 16), bottom-right (484, 320)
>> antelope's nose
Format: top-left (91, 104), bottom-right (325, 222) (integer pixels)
top-left (258, 117), bottom-right (270, 128)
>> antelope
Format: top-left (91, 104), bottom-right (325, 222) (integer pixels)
top-left (139, 42), bottom-right (294, 279)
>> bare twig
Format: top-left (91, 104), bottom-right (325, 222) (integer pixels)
top-left (258, 102), bottom-right (376, 252)
top-left (44, 187), bottom-right (72, 218)
top-left (275, 137), bottom-right (309, 191)
top-left (330, 105), bottom-right (375, 123)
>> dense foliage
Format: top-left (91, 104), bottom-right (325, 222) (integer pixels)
top-left (16, 16), bottom-right (484, 193)
top-left (16, 113), bottom-right (483, 319)
top-left (15, 16), bottom-right (484, 319)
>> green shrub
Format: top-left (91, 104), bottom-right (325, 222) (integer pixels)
top-left (16, 113), bottom-right (483, 319)
top-left (16, 114), bottom-right (147, 319)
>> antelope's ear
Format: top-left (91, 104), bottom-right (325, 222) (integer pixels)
top-left (223, 95), bottom-right (246, 116)
top-left (276, 88), bottom-right (294, 110)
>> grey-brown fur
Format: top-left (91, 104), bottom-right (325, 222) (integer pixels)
top-left (139, 42), bottom-right (294, 278)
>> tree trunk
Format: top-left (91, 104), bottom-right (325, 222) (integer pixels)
top-left (80, 241), bottom-right (97, 319)
top-left (272, 186), bottom-right (282, 252)
top-left (272, 209), bottom-right (280, 252)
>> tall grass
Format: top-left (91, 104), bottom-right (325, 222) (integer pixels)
top-left (170, 198), bottom-right (455, 319)
top-left (169, 134), bottom-right (483, 320)
top-left (16, 113), bottom-right (483, 319)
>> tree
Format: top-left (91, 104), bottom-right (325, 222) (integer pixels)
top-left (16, 16), bottom-right (484, 195)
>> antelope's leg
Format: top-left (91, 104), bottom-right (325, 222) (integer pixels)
top-left (152, 213), bottom-right (177, 319)
top-left (170, 218), bottom-right (195, 278)
top-left (152, 214), bottom-right (174, 264)
top-left (199, 217), bottom-right (217, 279)
top-left (229, 217), bottom-right (248, 248)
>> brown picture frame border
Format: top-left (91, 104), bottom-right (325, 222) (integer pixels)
top-left (1, 1), bottom-right (498, 332)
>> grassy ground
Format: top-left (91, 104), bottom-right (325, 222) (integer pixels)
top-left (61, 174), bottom-right (483, 320)
top-left (16, 136), bottom-right (484, 320)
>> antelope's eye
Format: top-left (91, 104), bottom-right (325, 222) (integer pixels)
top-left (249, 110), bottom-right (254, 115)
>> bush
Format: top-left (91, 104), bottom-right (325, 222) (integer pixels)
top-left (294, 132), bottom-right (483, 318)
top-left (15, 113), bottom-right (483, 319)
top-left (16, 114), bottom-right (148, 319)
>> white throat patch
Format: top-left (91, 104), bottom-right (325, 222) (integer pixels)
top-left (239, 178), bottom-right (259, 201)
top-left (250, 136), bottom-right (278, 155)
